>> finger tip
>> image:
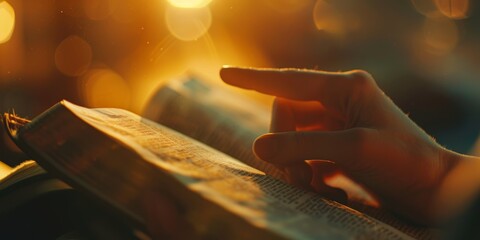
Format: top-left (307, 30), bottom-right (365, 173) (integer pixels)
top-left (220, 66), bottom-right (257, 85)
top-left (219, 65), bottom-right (239, 84)
top-left (221, 64), bottom-right (235, 69)
top-left (253, 134), bottom-right (278, 160)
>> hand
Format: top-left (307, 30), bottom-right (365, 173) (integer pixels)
top-left (220, 66), bottom-right (480, 225)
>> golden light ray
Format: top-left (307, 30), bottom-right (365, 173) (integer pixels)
top-left (0, 1), bottom-right (15, 44)
top-left (151, 35), bottom-right (177, 62)
top-left (201, 31), bottom-right (219, 63)
top-left (165, 5), bottom-right (212, 42)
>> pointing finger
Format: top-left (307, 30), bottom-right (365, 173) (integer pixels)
top-left (220, 66), bottom-right (378, 112)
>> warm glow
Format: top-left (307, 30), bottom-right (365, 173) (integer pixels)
top-left (423, 15), bottom-right (458, 55)
top-left (313, 0), bottom-right (343, 36)
top-left (165, 6), bottom-right (211, 41)
top-left (111, 0), bottom-right (135, 23)
top-left (435, 0), bottom-right (469, 19)
top-left (0, 1), bottom-right (15, 44)
top-left (264, 0), bottom-right (309, 14)
top-left (133, 30), bottom-right (272, 113)
top-left (410, 0), bottom-right (438, 16)
top-left (84, 0), bottom-right (115, 20)
top-left (167, 0), bottom-right (212, 9)
top-left (79, 67), bottom-right (131, 108)
top-left (55, 35), bottom-right (93, 77)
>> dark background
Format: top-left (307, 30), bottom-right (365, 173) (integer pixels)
top-left (1, 0), bottom-right (480, 156)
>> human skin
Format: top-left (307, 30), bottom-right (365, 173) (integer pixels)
top-left (220, 66), bottom-right (480, 226)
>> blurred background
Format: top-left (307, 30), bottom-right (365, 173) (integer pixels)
top-left (1, 0), bottom-right (480, 156)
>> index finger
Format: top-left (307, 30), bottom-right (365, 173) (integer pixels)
top-left (220, 66), bottom-right (375, 110)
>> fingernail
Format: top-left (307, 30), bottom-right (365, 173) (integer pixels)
top-left (254, 134), bottom-right (279, 160)
top-left (221, 64), bottom-right (236, 69)
top-left (220, 66), bottom-right (243, 78)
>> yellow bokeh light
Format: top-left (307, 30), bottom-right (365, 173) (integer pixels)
top-left (423, 15), bottom-right (459, 55)
top-left (79, 67), bottom-right (131, 108)
top-left (0, 1), bottom-right (15, 44)
top-left (167, 0), bottom-right (212, 8)
top-left (435, 0), bottom-right (469, 19)
top-left (165, 6), bottom-right (211, 41)
top-left (55, 35), bottom-right (93, 77)
top-left (313, 0), bottom-right (343, 36)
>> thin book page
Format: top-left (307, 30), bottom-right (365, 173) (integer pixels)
top-left (0, 160), bottom-right (46, 191)
top-left (143, 76), bottom-right (285, 179)
top-left (0, 161), bottom-right (12, 180)
top-left (65, 101), bottom-right (414, 240)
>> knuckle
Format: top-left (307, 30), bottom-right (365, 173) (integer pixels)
top-left (347, 70), bottom-right (377, 92)
top-left (349, 69), bottom-right (372, 80)
top-left (343, 70), bottom-right (380, 110)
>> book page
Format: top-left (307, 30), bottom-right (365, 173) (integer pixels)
top-left (143, 76), bottom-right (285, 179)
top-left (0, 161), bottom-right (12, 180)
top-left (0, 160), bottom-right (46, 191)
top-left (66, 102), bottom-right (415, 239)
top-left (0, 160), bottom-right (72, 215)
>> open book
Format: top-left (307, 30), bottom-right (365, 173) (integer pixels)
top-left (2, 77), bottom-right (434, 239)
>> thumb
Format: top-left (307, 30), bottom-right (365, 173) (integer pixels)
top-left (253, 128), bottom-right (377, 168)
